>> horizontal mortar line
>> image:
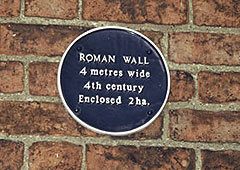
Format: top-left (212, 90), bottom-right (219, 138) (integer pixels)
top-left (0, 92), bottom-right (23, 97)
top-left (24, 95), bottom-right (61, 103)
top-left (1, 55), bottom-right (240, 74)
top-left (0, 94), bottom-right (239, 111)
top-left (0, 17), bottom-right (240, 35)
top-left (1, 134), bottom-right (240, 151)
top-left (0, 54), bottom-right (61, 63)
top-left (168, 62), bottom-right (240, 73)
top-left (1, 54), bottom-right (240, 73)
top-left (0, 94), bottom-right (61, 103)
top-left (168, 102), bottom-right (240, 112)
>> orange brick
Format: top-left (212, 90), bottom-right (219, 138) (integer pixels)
top-left (86, 145), bottom-right (195, 170)
top-left (29, 62), bottom-right (58, 96)
top-left (193, 0), bottom-right (240, 27)
top-left (25, 0), bottom-right (79, 19)
top-left (199, 72), bottom-right (240, 103)
top-left (0, 140), bottom-right (24, 170)
top-left (169, 109), bottom-right (240, 143)
top-left (0, 24), bottom-right (90, 56)
top-left (169, 32), bottom-right (240, 66)
top-left (169, 71), bottom-right (195, 102)
top-left (0, 61), bottom-right (24, 93)
top-left (0, 0), bottom-right (20, 17)
top-left (29, 142), bottom-right (82, 170)
top-left (202, 150), bottom-right (240, 170)
top-left (82, 0), bottom-right (188, 24)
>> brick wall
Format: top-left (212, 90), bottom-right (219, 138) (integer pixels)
top-left (0, 0), bottom-right (240, 169)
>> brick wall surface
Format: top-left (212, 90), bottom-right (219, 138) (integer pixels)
top-left (0, 0), bottom-right (239, 170)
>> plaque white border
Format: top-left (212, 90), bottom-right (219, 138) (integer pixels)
top-left (57, 26), bottom-right (170, 136)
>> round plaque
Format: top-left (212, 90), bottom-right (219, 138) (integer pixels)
top-left (58, 26), bottom-right (170, 136)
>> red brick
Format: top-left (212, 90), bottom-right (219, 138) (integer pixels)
top-left (202, 150), bottom-right (240, 170)
top-left (29, 62), bottom-right (58, 96)
top-left (0, 0), bottom-right (20, 17)
top-left (29, 142), bottom-right (82, 170)
top-left (82, 0), bottom-right (188, 25)
top-left (0, 24), bottom-right (90, 56)
top-left (0, 101), bottom-right (98, 137)
top-left (0, 61), bottom-right (24, 93)
top-left (25, 0), bottom-right (78, 19)
top-left (193, 0), bottom-right (240, 27)
top-left (86, 145), bottom-right (195, 170)
top-left (0, 140), bottom-right (24, 170)
top-left (169, 109), bottom-right (240, 143)
top-left (199, 72), bottom-right (240, 103)
top-left (169, 71), bottom-right (195, 102)
top-left (169, 32), bottom-right (240, 66)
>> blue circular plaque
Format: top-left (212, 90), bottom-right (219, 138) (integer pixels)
top-left (58, 27), bottom-right (170, 136)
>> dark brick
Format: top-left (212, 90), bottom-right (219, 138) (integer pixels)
top-left (169, 71), bottom-right (195, 102)
top-left (25, 0), bottom-right (79, 19)
top-left (0, 61), bottom-right (24, 93)
top-left (169, 32), bottom-right (240, 66)
top-left (0, 140), bottom-right (24, 170)
top-left (199, 72), bottom-right (240, 103)
top-left (29, 142), bottom-right (82, 170)
top-left (169, 109), bottom-right (240, 143)
top-left (83, 0), bottom-right (188, 25)
top-left (86, 145), bottom-right (195, 170)
top-left (193, 0), bottom-right (240, 27)
top-left (202, 150), bottom-right (240, 170)
top-left (0, 24), bottom-right (90, 56)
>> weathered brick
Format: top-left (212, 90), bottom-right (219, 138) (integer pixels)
top-left (82, 0), bottom-right (188, 25)
top-left (199, 72), bottom-right (240, 103)
top-left (202, 150), bottom-right (240, 170)
top-left (25, 0), bottom-right (78, 19)
top-left (169, 32), bottom-right (240, 66)
top-left (0, 24), bottom-right (90, 56)
top-left (169, 109), bottom-right (240, 143)
top-left (169, 71), bottom-right (195, 102)
top-left (29, 142), bottom-right (82, 170)
top-left (0, 61), bottom-right (24, 93)
top-left (0, 101), bottom-right (98, 137)
top-left (0, 0), bottom-right (20, 17)
top-left (0, 140), bottom-right (24, 170)
top-left (141, 31), bottom-right (163, 51)
top-left (29, 62), bottom-right (58, 96)
top-left (86, 145), bottom-right (195, 170)
top-left (113, 115), bottom-right (163, 140)
top-left (0, 101), bottom-right (165, 139)
top-left (193, 0), bottom-right (240, 27)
